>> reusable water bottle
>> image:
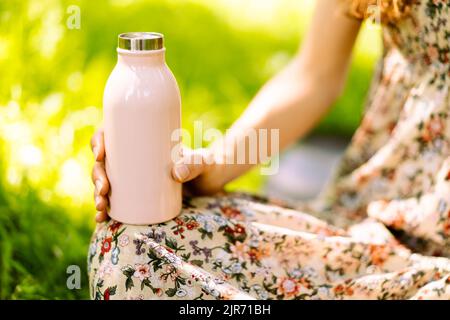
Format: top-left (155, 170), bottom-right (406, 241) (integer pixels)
top-left (103, 32), bottom-right (182, 225)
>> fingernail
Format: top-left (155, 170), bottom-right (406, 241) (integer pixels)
top-left (95, 180), bottom-right (102, 194)
top-left (174, 163), bottom-right (189, 181)
top-left (93, 146), bottom-right (99, 160)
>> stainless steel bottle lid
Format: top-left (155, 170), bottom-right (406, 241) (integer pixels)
top-left (118, 32), bottom-right (164, 51)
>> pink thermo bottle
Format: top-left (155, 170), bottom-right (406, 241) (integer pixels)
top-left (103, 32), bottom-right (182, 225)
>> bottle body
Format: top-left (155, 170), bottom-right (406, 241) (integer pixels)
top-left (103, 48), bottom-right (181, 225)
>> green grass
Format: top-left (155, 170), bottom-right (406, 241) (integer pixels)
top-left (0, 181), bottom-right (92, 299)
top-left (0, 0), bottom-right (379, 299)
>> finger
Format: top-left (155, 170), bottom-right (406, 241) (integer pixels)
top-left (91, 162), bottom-right (110, 196)
top-left (94, 194), bottom-right (109, 211)
top-left (90, 128), bottom-right (105, 161)
top-left (171, 148), bottom-right (211, 183)
top-left (95, 210), bottom-right (109, 223)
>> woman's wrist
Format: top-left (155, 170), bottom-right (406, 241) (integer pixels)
top-left (200, 135), bottom-right (253, 193)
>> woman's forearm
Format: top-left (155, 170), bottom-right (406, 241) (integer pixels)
top-left (199, 0), bottom-right (361, 192)
top-left (204, 57), bottom-right (344, 190)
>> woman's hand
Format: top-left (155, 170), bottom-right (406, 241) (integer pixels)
top-left (91, 129), bottom-right (110, 222)
top-left (90, 129), bottom-right (221, 223)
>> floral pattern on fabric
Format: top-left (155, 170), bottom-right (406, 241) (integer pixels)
top-left (311, 0), bottom-right (450, 254)
top-left (88, 0), bottom-right (450, 299)
top-left (88, 195), bottom-right (450, 300)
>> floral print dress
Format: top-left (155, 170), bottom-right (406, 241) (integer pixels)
top-left (88, 0), bottom-right (450, 300)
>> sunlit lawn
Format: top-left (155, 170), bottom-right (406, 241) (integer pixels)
top-left (0, 0), bottom-right (381, 299)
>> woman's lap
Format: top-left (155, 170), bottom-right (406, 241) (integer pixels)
top-left (88, 193), bottom-right (450, 300)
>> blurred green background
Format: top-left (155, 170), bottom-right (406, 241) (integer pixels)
top-left (0, 0), bottom-right (381, 299)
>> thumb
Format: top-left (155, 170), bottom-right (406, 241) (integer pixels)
top-left (171, 148), bottom-right (212, 183)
